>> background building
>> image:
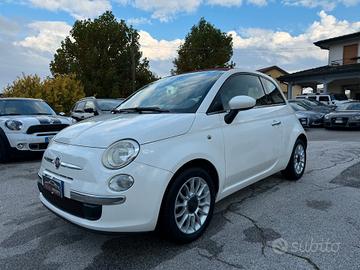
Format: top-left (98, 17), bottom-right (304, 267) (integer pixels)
top-left (280, 32), bottom-right (360, 100)
top-left (258, 66), bottom-right (303, 99)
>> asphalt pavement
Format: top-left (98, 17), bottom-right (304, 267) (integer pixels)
top-left (1, 129), bottom-right (360, 270)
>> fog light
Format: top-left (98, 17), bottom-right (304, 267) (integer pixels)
top-left (108, 174), bottom-right (134, 192)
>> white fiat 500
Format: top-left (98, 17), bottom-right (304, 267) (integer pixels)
top-left (38, 69), bottom-right (307, 242)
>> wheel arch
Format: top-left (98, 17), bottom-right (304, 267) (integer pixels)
top-left (0, 127), bottom-right (11, 147)
top-left (156, 158), bottom-right (220, 228)
top-left (297, 133), bottom-right (308, 149)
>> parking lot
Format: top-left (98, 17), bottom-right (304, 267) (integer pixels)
top-left (0, 129), bottom-right (360, 270)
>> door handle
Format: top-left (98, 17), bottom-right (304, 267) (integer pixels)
top-left (272, 120), bottom-right (282, 126)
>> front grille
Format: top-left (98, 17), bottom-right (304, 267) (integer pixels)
top-left (29, 143), bottom-right (48, 150)
top-left (27, 124), bottom-right (69, 134)
top-left (331, 117), bottom-right (348, 126)
top-left (38, 183), bottom-right (102, 221)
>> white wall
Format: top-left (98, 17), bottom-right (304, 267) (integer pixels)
top-left (328, 39), bottom-right (360, 65)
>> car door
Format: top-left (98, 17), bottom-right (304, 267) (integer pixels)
top-left (208, 73), bottom-right (283, 190)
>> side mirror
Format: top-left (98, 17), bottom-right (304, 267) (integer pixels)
top-left (224, 96), bottom-right (256, 124)
top-left (59, 112), bottom-right (66, 116)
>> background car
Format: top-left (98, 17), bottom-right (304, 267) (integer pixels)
top-left (0, 98), bottom-right (75, 162)
top-left (289, 103), bottom-right (325, 127)
top-left (70, 97), bottom-right (124, 121)
top-left (288, 99), bottom-right (335, 114)
top-left (324, 102), bottom-right (360, 129)
top-left (294, 111), bottom-right (309, 128)
top-left (296, 93), bottom-right (348, 105)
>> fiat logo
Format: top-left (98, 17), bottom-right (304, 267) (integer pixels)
top-left (54, 157), bottom-right (61, 169)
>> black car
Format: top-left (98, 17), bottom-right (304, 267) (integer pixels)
top-left (71, 97), bottom-right (124, 121)
top-left (289, 103), bottom-right (325, 127)
top-left (324, 102), bottom-right (360, 129)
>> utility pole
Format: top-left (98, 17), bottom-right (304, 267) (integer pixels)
top-left (131, 32), bottom-right (136, 92)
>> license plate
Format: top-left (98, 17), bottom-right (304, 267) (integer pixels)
top-left (43, 175), bottom-right (64, 198)
top-left (335, 118), bottom-right (343, 123)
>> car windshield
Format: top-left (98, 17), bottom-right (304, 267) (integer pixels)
top-left (97, 99), bottom-right (123, 111)
top-left (117, 71), bottom-right (224, 113)
top-left (290, 103), bottom-right (307, 111)
top-left (337, 102), bottom-right (360, 111)
top-left (332, 94), bottom-right (348, 101)
top-left (304, 99), bottom-right (326, 106)
top-left (0, 99), bottom-right (55, 116)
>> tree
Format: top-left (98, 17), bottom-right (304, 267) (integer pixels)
top-left (50, 11), bottom-right (157, 98)
top-left (3, 74), bottom-right (85, 113)
top-left (173, 18), bottom-right (234, 74)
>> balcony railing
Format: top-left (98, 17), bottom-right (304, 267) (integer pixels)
top-left (330, 57), bottom-right (360, 66)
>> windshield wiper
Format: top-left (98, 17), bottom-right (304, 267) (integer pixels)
top-left (112, 107), bottom-right (170, 114)
top-left (1, 113), bottom-right (21, 116)
top-left (32, 113), bottom-right (53, 115)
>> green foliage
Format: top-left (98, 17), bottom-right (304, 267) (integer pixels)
top-left (173, 18), bottom-right (234, 74)
top-left (50, 11), bottom-right (157, 98)
top-left (3, 74), bottom-right (85, 113)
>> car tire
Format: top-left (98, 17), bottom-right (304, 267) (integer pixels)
top-left (281, 139), bottom-right (306, 181)
top-left (0, 138), bottom-right (9, 163)
top-left (158, 167), bottom-right (216, 243)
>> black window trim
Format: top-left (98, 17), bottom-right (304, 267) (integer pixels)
top-left (259, 76), bottom-right (286, 106)
top-left (206, 72), bottom-right (286, 115)
top-left (74, 100), bottom-right (86, 112)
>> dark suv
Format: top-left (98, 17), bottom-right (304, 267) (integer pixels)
top-left (70, 97), bottom-right (124, 121)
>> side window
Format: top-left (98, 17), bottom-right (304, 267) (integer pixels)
top-left (84, 101), bottom-right (95, 110)
top-left (319, 96), bottom-right (330, 102)
top-left (208, 74), bottom-right (267, 113)
top-left (308, 96), bottom-right (317, 101)
top-left (260, 77), bottom-right (286, 105)
top-left (74, 101), bottom-right (85, 112)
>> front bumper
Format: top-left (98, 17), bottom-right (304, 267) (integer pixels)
top-left (7, 133), bottom-right (54, 151)
top-left (324, 118), bottom-right (360, 128)
top-left (309, 118), bottom-right (324, 127)
top-left (38, 141), bottom-right (174, 232)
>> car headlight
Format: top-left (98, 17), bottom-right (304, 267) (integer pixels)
top-left (353, 115), bottom-right (360, 120)
top-left (324, 115), bottom-right (330, 120)
top-left (102, 139), bottom-right (140, 169)
top-left (5, 120), bottom-right (23, 131)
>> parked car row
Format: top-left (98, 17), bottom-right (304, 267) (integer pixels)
top-left (296, 93), bottom-right (349, 106)
top-left (288, 97), bottom-right (360, 130)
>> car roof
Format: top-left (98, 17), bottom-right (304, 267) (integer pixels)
top-left (0, 97), bottom-right (43, 101)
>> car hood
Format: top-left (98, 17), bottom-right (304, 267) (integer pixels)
top-left (54, 113), bottom-right (195, 148)
top-left (296, 111), bottom-right (324, 118)
top-left (327, 111), bottom-right (360, 117)
top-left (0, 115), bottom-right (73, 128)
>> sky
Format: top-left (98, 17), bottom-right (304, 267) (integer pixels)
top-left (1, 0), bottom-right (360, 90)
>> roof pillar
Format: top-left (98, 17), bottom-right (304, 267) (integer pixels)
top-left (287, 83), bottom-right (293, 99)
